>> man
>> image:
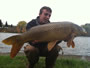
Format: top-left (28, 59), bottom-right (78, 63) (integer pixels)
top-left (24, 6), bottom-right (61, 68)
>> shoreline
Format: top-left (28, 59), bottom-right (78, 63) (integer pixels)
top-left (58, 55), bottom-right (90, 61)
top-left (0, 53), bottom-right (90, 61)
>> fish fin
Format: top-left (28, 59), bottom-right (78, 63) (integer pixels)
top-left (2, 35), bottom-right (21, 45)
top-left (48, 40), bottom-right (58, 51)
top-left (10, 42), bottom-right (23, 58)
top-left (71, 41), bottom-right (75, 48)
top-left (2, 35), bottom-right (24, 58)
top-left (67, 40), bottom-right (75, 48)
top-left (67, 33), bottom-right (76, 48)
top-left (67, 41), bottom-right (71, 47)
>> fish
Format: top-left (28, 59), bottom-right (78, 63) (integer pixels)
top-left (2, 21), bottom-right (87, 58)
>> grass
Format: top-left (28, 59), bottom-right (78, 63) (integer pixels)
top-left (0, 56), bottom-right (27, 68)
top-left (0, 55), bottom-right (90, 68)
top-left (55, 58), bottom-right (90, 68)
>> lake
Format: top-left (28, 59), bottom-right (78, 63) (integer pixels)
top-left (0, 32), bottom-right (90, 56)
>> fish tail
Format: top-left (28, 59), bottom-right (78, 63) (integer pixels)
top-left (2, 35), bottom-right (24, 58)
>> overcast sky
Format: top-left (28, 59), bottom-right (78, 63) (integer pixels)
top-left (0, 0), bottom-right (90, 26)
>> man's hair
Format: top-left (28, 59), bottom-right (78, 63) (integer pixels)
top-left (39, 6), bottom-right (52, 14)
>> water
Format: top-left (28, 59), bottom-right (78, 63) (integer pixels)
top-left (59, 36), bottom-right (90, 56)
top-left (0, 32), bottom-right (90, 56)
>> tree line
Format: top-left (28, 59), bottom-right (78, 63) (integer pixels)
top-left (0, 20), bottom-right (13, 27)
top-left (0, 19), bottom-right (26, 33)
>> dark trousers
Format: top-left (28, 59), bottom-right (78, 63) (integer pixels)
top-left (24, 44), bottom-right (61, 68)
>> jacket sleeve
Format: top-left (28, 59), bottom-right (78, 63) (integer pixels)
top-left (26, 19), bottom-right (37, 45)
top-left (26, 19), bottom-right (36, 31)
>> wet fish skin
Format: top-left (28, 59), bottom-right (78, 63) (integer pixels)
top-left (21, 22), bottom-right (86, 41)
top-left (2, 21), bottom-right (86, 58)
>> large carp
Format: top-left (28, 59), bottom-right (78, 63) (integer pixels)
top-left (2, 21), bottom-right (86, 58)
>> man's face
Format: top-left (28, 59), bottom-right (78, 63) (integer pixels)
top-left (39, 9), bottom-right (51, 24)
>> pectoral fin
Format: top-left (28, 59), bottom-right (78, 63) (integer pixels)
top-left (48, 40), bottom-right (58, 51)
top-left (67, 40), bottom-right (75, 48)
top-left (67, 41), bottom-right (71, 47)
top-left (67, 33), bottom-right (76, 48)
top-left (71, 41), bottom-right (75, 48)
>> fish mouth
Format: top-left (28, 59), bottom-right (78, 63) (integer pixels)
top-left (82, 28), bottom-right (87, 34)
top-left (81, 27), bottom-right (87, 35)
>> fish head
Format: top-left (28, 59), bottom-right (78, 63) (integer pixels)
top-left (78, 27), bottom-right (87, 36)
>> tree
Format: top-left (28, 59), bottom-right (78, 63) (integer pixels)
top-left (11, 24), bottom-right (13, 27)
top-left (4, 21), bottom-right (8, 27)
top-left (82, 23), bottom-right (90, 36)
top-left (17, 21), bottom-right (27, 33)
top-left (0, 19), bottom-right (3, 27)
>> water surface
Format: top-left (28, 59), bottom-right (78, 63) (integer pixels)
top-left (0, 32), bottom-right (90, 56)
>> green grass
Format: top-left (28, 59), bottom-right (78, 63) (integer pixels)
top-left (0, 56), bottom-right (27, 68)
top-left (55, 58), bottom-right (90, 68)
top-left (0, 55), bottom-right (90, 68)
